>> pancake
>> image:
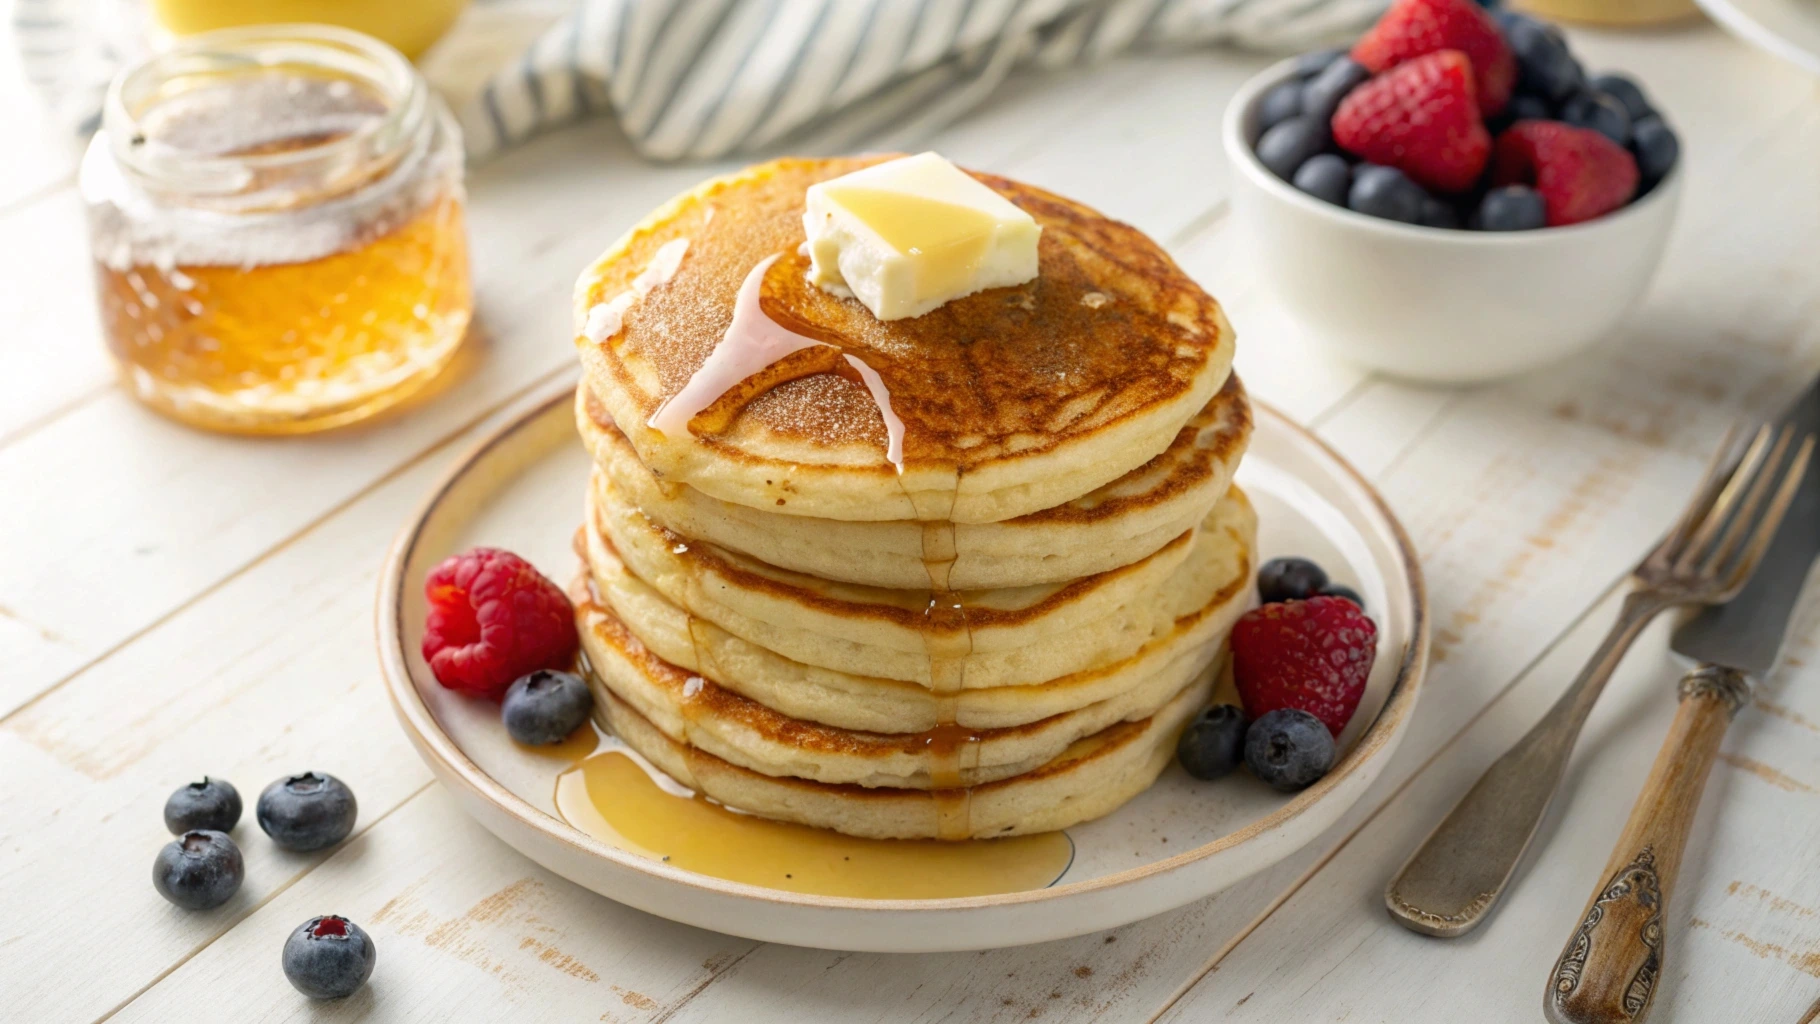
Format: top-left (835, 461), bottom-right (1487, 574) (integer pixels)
top-left (577, 373), bottom-right (1251, 590)
top-left (590, 661), bottom-right (1211, 841)
top-left (581, 494), bottom-right (1255, 733)
top-left (592, 473), bottom-right (1257, 689)
top-left (573, 156), bottom-right (1236, 524)
top-left (574, 574), bottom-right (1223, 790)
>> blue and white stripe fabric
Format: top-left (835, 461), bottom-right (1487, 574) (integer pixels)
top-left (13, 0), bottom-right (1385, 163)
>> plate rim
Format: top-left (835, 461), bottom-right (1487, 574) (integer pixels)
top-left (375, 374), bottom-right (1430, 914)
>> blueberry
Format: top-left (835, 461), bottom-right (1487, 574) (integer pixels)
top-left (1257, 79), bottom-right (1305, 132)
top-left (1177, 704), bottom-right (1249, 780)
top-left (164, 777), bottom-right (242, 834)
top-left (1631, 115), bottom-right (1679, 187)
top-left (258, 772), bottom-right (357, 852)
top-left (1291, 154), bottom-right (1350, 206)
top-left (1473, 185), bottom-right (1548, 231)
top-left (1418, 197), bottom-right (1460, 229)
top-left (1244, 709), bottom-right (1336, 792)
top-left (1300, 57), bottom-right (1372, 124)
top-left (501, 669), bottom-right (594, 746)
top-left (283, 915), bottom-right (376, 1000)
top-left (1561, 90), bottom-right (1631, 146)
top-left (1256, 116), bottom-right (1330, 182)
top-left (1293, 48), bottom-right (1346, 78)
top-left (1347, 164), bottom-right (1425, 224)
top-left (1320, 584), bottom-right (1366, 611)
top-left (1507, 20), bottom-right (1583, 103)
top-left (1258, 556), bottom-right (1329, 603)
top-left (1590, 73), bottom-right (1652, 120)
top-left (153, 830), bottom-right (243, 910)
top-left (1505, 93), bottom-right (1554, 122)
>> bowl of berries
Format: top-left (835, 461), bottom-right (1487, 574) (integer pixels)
top-left (1222, 0), bottom-right (1683, 384)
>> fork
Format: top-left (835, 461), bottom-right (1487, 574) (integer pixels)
top-left (1384, 422), bottom-right (1813, 938)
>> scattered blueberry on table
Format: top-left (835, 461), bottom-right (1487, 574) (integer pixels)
top-left (283, 915), bottom-right (377, 1000)
top-left (502, 669), bottom-right (595, 746)
top-left (163, 777), bottom-right (243, 835)
top-left (152, 830), bottom-right (244, 910)
top-left (1254, 0), bottom-right (1678, 229)
top-left (258, 772), bottom-right (358, 852)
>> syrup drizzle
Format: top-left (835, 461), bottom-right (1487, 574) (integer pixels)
top-left (552, 728), bottom-right (1074, 898)
top-left (904, 469), bottom-right (980, 840)
top-left (646, 253), bottom-right (905, 472)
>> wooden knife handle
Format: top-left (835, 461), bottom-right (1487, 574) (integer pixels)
top-left (1544, 665), bottom-right (1749, 1024)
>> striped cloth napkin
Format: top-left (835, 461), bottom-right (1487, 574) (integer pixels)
top-left (14, 0), bottom-right (1384, 162)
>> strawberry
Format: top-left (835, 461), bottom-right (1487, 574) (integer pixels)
top-left (1352, 0), bottom-right (1515, 115)
top-left (1232, 596), bottom-right (1378, 737)
top-left (1491, 120), bottom-right (1639, 226)
top-left (1332, 51), bottom-right (1490, 194)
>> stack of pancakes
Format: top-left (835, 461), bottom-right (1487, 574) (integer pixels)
top-left (570, 157), bottom-right (1256, 840)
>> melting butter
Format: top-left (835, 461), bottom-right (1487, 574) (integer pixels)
top-left (803, 152), bottom-right (1040, 321)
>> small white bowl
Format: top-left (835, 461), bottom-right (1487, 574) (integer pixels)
top-left (1222, 59), bottom-right (1683, 385)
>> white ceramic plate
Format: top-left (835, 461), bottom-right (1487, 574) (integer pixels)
top-left (1696, 0), bottom-right (1820, 74)
top-left (376, 376), bottom-right (1428, 952)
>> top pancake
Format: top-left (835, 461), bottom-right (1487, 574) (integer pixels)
top-left (574, 156), bottom-right (1236, 524)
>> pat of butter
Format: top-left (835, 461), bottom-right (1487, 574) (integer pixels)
top-left (803, 152), bottom-right (1040, 321)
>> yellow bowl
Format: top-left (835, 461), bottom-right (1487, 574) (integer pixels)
top-left (152, 0), bottom-right (469, 58)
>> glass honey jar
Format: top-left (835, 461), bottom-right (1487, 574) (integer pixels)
top-left (80, 24), bottom-right (471, 435)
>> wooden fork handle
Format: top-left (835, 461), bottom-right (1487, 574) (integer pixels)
top-left (1545, 664), bottom-right (1750, 1024)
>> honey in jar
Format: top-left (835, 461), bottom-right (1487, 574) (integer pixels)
top-left (80, 25), bottom-right (471, 434)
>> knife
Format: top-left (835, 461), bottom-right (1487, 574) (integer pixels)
top-left (1544, 379), bottom-right (1820, 1024)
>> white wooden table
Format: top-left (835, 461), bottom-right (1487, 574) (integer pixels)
top-left (5, 12), bottom-right (1820, 1022)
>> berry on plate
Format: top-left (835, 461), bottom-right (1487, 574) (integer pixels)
top-left (1244, 709), bottom-right (1336, 791)
top-left (153, 830), bottom-right (244, 910)
top-left (163, 777), bottom-right (242, 835)
top-left (502, 669), bottom-right (595, 745)
top-left (1352, 0), bottom-right (1515, 115)
top-left (1258, 79), bottom-right (1305, 131)
top-left (1177, 704), bottom-right (1249, 780)
top-left (1233, 596), bottom-right (1378, 737)
top-left (1492, 120), bottom-right (1638, 226)
top-left (257, 772), bottom-right (358, 852)
top-left (423, 547), bottom-right (579, 700)
top-left (1589, 73), bottom-right (1652, 120)
top-left (1257, 556), bottom-right (1329, 604)
top-left (1319, 583), bottom-right (1366, 611)
top-left (283, 915), bottom-right (377, 1000)
top-left (1332, 50), bottom-right (1490, 193)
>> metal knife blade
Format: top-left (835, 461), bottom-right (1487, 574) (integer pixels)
top-left (1671, 378), bottom-right (1820, 677)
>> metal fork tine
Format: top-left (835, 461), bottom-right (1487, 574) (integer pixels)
top-left (1673, 424), bottom-right (1775, 575)
top-left (1645, 422), bottom-right (1747, 571)
top-left (1697, 424), bottom-right (1795, 577)
top-left (1723, 433), bottom-right (1813, 590)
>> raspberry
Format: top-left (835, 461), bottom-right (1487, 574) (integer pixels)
top-left (1232, 596), bottom-right (1378, 737)
top-left (1491, 120), bottom-right (1639, 226)
top-left (1332, 51), bottom-right (1490, 194)
top-left (1352, 0), bottom-right (1515, 115)
top-left (422, 547), bottom-right (578, 700)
